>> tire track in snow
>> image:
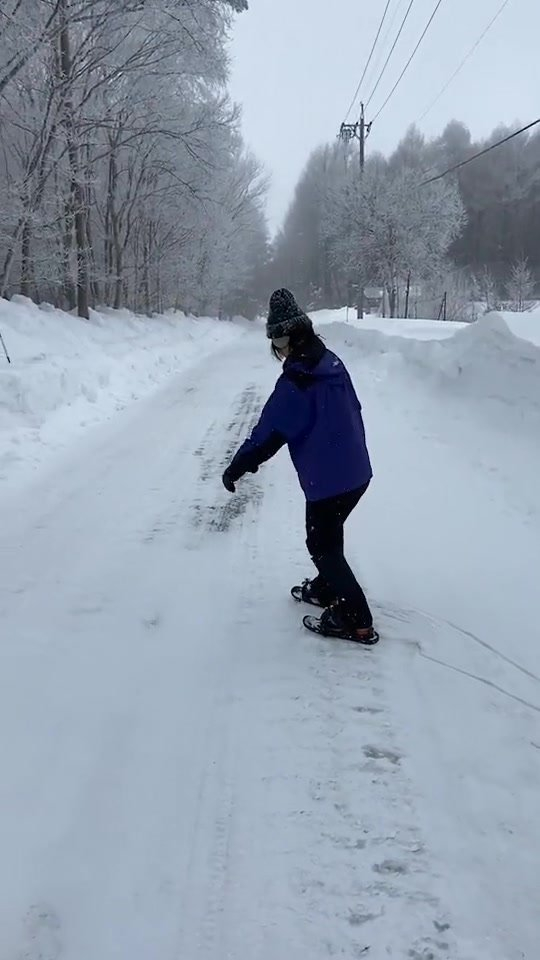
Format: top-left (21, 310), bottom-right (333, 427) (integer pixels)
top-left (173, 546), bottom-right (254, 958)
top-left (178, 445), bottom-right (461, 958)
top-left (198, 476), bottom-right (463, 959)
top-left (375, 603), bottom-right (540, 958)
top-left (190, 383), bottom-right (264, 537)
top-left (376, 602), bottom-right (540, 714)
top-left (136, 381), bottom-right (263, 548)
top-left (177, 716), bottom-right (237, 959)
top-left (298, 636), bottom-right (457, 959)
top-left (169, 381), bottom-right (268, 957)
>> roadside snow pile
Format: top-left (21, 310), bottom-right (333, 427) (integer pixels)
top-left (313, 308), bottom-right (465, 340)
top-left (499, 307), bottom-right (540, 346)
top-left (324, 311), bottom-right (540, 417)
top-left (0, 296), bottom-right (245, 484)
top-left (313, 305), bottom-right (540, 346)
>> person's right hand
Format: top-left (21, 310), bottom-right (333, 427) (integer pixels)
top-left (222, 469), bottom-right (236, 493)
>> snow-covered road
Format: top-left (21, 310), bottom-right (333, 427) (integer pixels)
top-left (1, 324), bottom-right (539, 959)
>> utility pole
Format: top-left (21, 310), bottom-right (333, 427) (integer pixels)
top-left (338, 103), bottom-right (371, 320)
top-left (357, 103), bottom-right (366, 319)
top-left (359, 102), bottom-right (365, 172)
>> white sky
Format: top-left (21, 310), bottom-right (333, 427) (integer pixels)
top-left (228, 0), bottom-right (540, 232)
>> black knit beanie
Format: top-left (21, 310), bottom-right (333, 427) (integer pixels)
top-left (266, 289), bottom-right (313, 340)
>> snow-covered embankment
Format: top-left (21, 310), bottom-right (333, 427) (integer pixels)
top-left (0, 296), bottom-right (246, 487)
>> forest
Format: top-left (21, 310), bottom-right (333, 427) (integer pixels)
top-left (271, 120), bottom-right (540, 319)
top-left (0, 0), bottom-right (267, 320)
top-left (1, 3), bottom-right (538, 320)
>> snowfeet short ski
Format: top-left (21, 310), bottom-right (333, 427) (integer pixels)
top-left (303, 607), bottom-right (380, 645)
top-left (291, 579), bottom-right (326, 608)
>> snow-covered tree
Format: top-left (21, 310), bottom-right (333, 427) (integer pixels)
top-left (507, 257), bottom-right (534, 312)
top-left (271, 119), bottom-right (540, 312)
top-left (0, 0), bottom-right (267, 318)
top-left (327, 157), bottom-right (465, 316)
top-left (271, 144), bottom-right (348, 308)
top-left (472, 266), bottom-right (500, 313)
top-left (273, 128), bottom-right (465, 317)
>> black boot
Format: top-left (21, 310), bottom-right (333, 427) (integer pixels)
top-left (291, 578), bottom-right (335, 608)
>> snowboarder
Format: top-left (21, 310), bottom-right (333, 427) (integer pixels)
top-left (222, 289), bottom-right (378, 645)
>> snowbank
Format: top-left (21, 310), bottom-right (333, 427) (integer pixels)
top-left (312, 307), bottom-right (465, 340)
top-left (320, 311), bottom-right (540, 420)
top-left (0, 297), bottom-right (246, 486)
top-left (313, 305), bottom-right (540, 346)
top-left (2, 298), bottom-right (538, 490)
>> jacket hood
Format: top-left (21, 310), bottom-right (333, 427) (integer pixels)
top-left (284, 339), bottom-right (343, 383)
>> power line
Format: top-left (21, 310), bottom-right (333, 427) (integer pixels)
top-left (363, 0), bottom-right (409, 95)
top-left (371, 0), bottom-right (447, 122)
top-left (420, 119), bottom-right (540, 185)
top-left (365, 0), bottom-right (416, 110)
top-left (344, 0), bottom-right (393, 121)
top-left (417, 0), bottom-right (512, 123)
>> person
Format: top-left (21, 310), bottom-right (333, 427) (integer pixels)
top-left (222, 289), bottom-right (378, 645)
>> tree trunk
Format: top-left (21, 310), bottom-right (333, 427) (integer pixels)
top-left (63, 193), bottom-right (76, 310)
top-left (59, 0), bottom-right (89, 318)
top-left (72, 166), bottom-right (89, 318)
top-left (113, 247), bottom-right (123, 310)
top-left (84, 155), bottom-right (98, 307)
top-left (20, 220), bottom-right (32, 298)
top-left (156, 258), bottom-right (162, 315)
top-left (1, 241), bottom-right (18, 299)
top-left (106, 141), bottom-right (124, 308)
top-left (0, 216), bottom-right (26, 297)
top-left (112, 206), bottom-right (123, 310)
top-left (356, 273), bottom-right (364, 320)
top-left (142, 235), bottom-right (150, 315)
top-left (388, 285), bottom-right (397, 318)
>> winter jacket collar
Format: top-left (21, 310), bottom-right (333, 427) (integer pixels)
top-left (283, 337), bottom-right (326, 389)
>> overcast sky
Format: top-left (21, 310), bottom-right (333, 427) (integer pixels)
top-left (228, 0), bottom-right (539, 233)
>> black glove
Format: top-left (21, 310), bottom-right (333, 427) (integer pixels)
top-left (222, 469), bottom-right (236, 493)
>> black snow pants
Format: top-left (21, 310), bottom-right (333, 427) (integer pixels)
top-left (305, 482), bottom-right (373, 628)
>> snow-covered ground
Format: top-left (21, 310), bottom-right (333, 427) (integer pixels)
top-left (0, 302), bottom-right (539, 959)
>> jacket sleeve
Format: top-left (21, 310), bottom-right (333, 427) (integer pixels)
top-left (344, 368), bottom-right (364, 418)
top-left (226, 376), bottom-right (310, 482)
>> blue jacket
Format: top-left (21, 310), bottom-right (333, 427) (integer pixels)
top-left (228, 338), bottom-right (372, 502)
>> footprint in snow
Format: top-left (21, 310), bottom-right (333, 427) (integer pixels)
top-left (372, 859), bottom-right (409, 875)
top-left (19, 903), bottom-right (62, 960)
top-left (363, 745), bottom-right (401, 765)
